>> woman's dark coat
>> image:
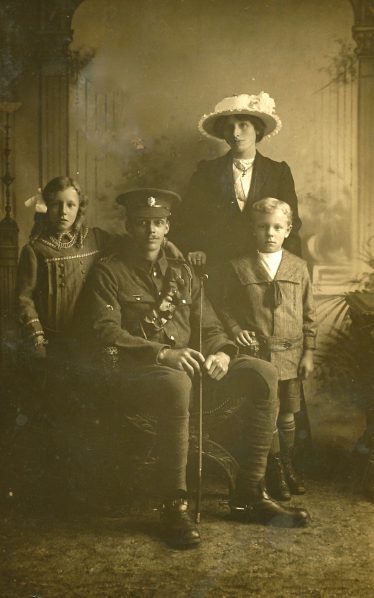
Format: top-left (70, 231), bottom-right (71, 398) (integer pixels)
top-left (174, 150), bottom-right (302, 265)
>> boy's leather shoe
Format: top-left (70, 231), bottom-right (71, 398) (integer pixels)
top-left (281, 453), bottom-right (306, 495)
top-left (266, 454), bottom-right (292, 501)
top-left (160, 498), bottom-right (201, 548)
top-left (230, 481), bottom-right (310, 528)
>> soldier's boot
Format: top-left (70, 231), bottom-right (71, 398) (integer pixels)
top-left (160, 498), bottom-right (201, 549)
top-left (230, 479), bottom-right (310, 528)
top-left (266, 454), bottom-right (291, 501)
top-left (281, 449), bottom-right (306, 495)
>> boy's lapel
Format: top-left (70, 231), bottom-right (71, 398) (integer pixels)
top-left (275, 250), bottom-right (300, 282)
top-left (233, 253), bottom-right (271, 284)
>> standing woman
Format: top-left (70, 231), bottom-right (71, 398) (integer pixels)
top-left (175, 92), bottom-right (301, 300)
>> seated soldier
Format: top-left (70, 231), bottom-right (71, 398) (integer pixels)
top-left (79, 188), bottom-right (310, 549)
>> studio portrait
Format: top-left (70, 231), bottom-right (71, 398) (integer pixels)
top-left (0, 1), bottom-right (373, 596)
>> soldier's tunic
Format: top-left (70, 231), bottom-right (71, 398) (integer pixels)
top-left (81, 244), bottom-right (279, 496)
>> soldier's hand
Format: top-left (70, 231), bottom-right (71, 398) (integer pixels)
top-left (204, 352), bottom-right (230, 380)
top-left (187, 251), bottom-right (207, 267)
top-left (235, 329), bottom-right (257, 347)
top-left (158, 347), bottom-right (205, 377)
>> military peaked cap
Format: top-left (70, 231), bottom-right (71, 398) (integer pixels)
top-left (116, 188), bottom-right (181, 218)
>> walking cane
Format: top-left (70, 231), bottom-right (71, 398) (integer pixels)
top-left (195, 272), bottom-right (208, 524)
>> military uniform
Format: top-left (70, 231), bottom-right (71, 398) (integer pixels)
top-left (79, 187), bottom-right (309, 546)
top-left (81, 242), bottom-right (280, 497)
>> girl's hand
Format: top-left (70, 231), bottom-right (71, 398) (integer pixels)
top-left (298, 350), bottom-right (314, 379)
top-left (235, 329), bottom-right (257, 347)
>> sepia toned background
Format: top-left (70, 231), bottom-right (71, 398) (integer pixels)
top-left (0, 2), bottom-right (373, 597)
top-left (1, 0), bottom-right (365, 266)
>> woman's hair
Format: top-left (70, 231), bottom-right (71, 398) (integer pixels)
top-left (251, 197), bottom-right (293, 225)
top-left (214, 114), bottom-right (266, 143)
top-left (30, 176), bottom-right (88, 244)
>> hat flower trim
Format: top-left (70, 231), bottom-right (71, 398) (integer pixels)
top-left (198, 91), bottom-right (282, 139)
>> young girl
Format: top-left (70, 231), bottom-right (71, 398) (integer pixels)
top-left (17, 177), bottom-right (115, 361)
top-left (17, 176), bottom-right (183, 362)
top-left (220, 198), bottom-right (317, 500)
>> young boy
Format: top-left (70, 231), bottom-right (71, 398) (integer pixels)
top-left (220, 197), bottom-right (317, 500)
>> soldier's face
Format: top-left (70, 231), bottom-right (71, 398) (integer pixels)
top-left (252, 209), bottom-right (291, 253)
top-left (47, 187), bottom-right (80, 233)
top-left (128, 217), bottom-right (170, 253)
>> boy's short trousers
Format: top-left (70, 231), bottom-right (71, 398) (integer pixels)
top-left (278, 378), bottom-right (301, 414)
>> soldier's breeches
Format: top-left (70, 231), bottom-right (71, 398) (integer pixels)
top-left (221, 356), bottom-right (278, 489)
top-left (122, 366), bottom-right (193, 496)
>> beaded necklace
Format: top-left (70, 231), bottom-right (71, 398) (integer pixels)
top-left (39, 226), bottom-right (89, 250)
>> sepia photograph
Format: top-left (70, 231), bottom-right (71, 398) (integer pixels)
top-left (0, 0), bottom-right (373, 596)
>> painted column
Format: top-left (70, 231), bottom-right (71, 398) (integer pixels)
top-left (351, 0), bottom-right (374, 255)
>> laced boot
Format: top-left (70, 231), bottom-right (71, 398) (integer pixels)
top-left (160, 498), bottom-right (201, 549)
top-left (281, 450), bottom-right (306, 495)
top-left (266, 454), bottom-right (291, 501)
top-left (230, 479), bottom-right (310, 528)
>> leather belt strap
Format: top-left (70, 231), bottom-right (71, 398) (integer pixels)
top-left (257, 335), bottom-right (303, 352)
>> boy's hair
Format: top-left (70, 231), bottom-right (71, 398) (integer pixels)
top-left (251, 197), bottom-right (293, 225)
top-left (30, 176), bottom-right (88, 246)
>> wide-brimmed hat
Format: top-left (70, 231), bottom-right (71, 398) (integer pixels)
top-left (198, 92), bottom-right (282, 140)
top-left (116, 188), bottom-right (181, 218)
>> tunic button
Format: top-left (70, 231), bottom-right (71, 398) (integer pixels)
top-left (181, 299), bottom-right (186, 304)
top-left (136, 297), bottom-right (141, 301)
top-left (158, 291), bottom-right (162, 296)
top-left (153, 271), bottom-right (157, 277)
top-left (170, 335), bottom-right (175, 341)
top-left (59, 282), bottom-right (65, 288)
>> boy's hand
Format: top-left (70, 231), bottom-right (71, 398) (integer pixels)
top-left (187, 251), bottom-right (207, 267)
top-left (298, 350), bottom-right (314, 380)
top-left (204, 352), bottom-right (230, 381)
top-left (235, 329), bottom-right (258, 348)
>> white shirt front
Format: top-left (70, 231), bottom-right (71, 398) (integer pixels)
top-left (232, 158), bottom-right (255, 211)
top-left (258, 249), bottom-right (283, 280)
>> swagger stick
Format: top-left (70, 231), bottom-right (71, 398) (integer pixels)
top-left (195, 273), bottom-right (208, 524)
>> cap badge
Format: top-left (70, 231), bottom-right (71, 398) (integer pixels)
top-left (147, 196), bottom-right (156, 206)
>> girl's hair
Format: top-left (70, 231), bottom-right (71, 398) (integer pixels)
top-left (251, 197), bottom-right (293, 225)
top-left (30, 177), bottom-right (88, 245)
top-left (214, 114), bottom-right (266, 143)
